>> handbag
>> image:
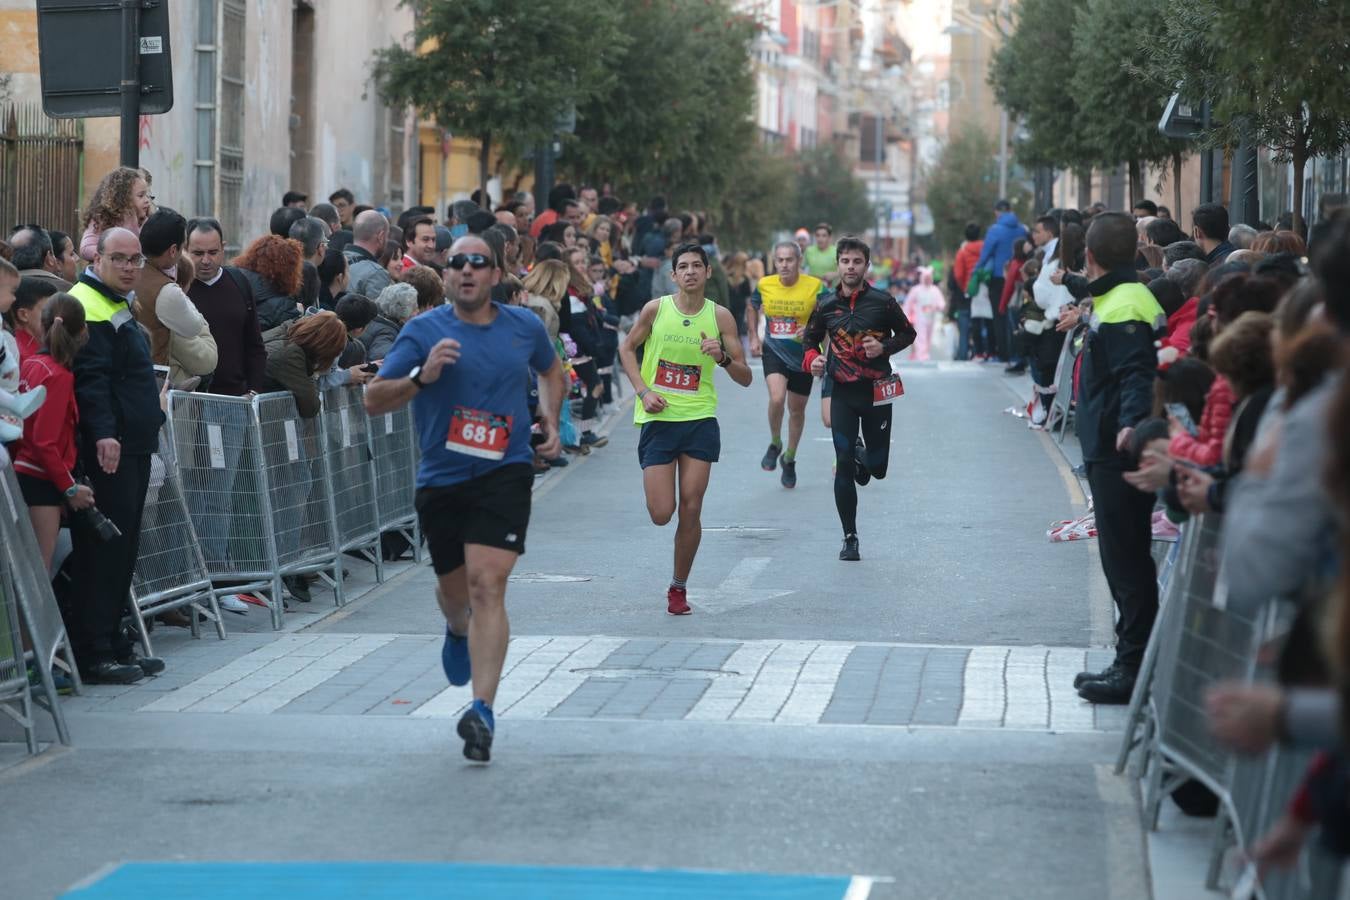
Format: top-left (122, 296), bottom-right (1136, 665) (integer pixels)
top-left (970, 283), bottom-right (993, 320)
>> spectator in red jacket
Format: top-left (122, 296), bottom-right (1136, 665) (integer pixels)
top-left (15, 293), bottom-right (95, 569)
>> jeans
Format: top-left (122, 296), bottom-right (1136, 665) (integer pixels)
top-left (1005, 305), bottom-right (1024, 366)
top-left (952, 310), bottom-right (971, 361)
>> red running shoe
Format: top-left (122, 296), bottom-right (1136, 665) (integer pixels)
top-left (667, 585), bottom-right (692, 616)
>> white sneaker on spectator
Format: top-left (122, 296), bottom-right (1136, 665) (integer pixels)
top-left (219, 594), bottom-right (251, 614)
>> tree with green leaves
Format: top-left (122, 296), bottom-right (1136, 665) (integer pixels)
top-left (565, 0), bottom-right (759, 209)
top-left (790, 145), bottom-right (875, 237)
top-left (1069, 0), bottom-right (1188, 207)
top-left (924, 126), bottom-right (1030, 253)
top-left (705, 143), bottom-right (797, 252)
top-left (371, 0), bottom-right (627, 203)
top-left (1142, 0), bottom-right (1350, 233)
top-left (988, 0), bottom-right (1097, 195)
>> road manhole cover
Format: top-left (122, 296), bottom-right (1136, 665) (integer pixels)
top-left (570, 667), bottom-right (742, 680)
top-left (509, 573), bottom-right (593, 583)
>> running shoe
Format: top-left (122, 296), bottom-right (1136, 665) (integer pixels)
top-left (457, 703), bottom-right (494, 763)
top-left (442, 626), bottom-right (471, 687)
top-left (780, 458), bottom-right (797, 489)
top-left (853, 439), bottom-right (871, 486)
top-left (761, 442), bottom-right (782, 471)
top-left (667, 585), bottom-right (692, 616)
top-left (580, 430), bottom-right (608, 448)
top-left (219, 594), bottom-right (251, 614)
top-left (839, 535), bottom-right (861, 561)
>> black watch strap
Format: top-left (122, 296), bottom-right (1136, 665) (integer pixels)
top-left (409, 366), bottom-right (424, 388)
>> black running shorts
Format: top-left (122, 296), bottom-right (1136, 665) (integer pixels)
top-left (761, 346), bottom-right (814, 396)
top-left (415, 463), bottom-right (534, 575)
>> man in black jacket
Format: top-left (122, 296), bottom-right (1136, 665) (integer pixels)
top-left (801, 235), bottom-right (916, 561)
top-left (1068, 213), bottom-right (1167, 704)
top-left (68, 227), bottom-right (167, 683)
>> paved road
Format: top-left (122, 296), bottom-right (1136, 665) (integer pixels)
top-left (7, 361), bottom-right (1149, 899)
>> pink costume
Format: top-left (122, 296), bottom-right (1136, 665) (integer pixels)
top-left (903, 270), bottom-right (946, 361)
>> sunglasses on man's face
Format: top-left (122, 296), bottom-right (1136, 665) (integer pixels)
top-left (448, 253), bottom-right (492, 270)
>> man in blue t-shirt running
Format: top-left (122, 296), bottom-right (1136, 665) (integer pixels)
top-left (366, 234), bottom-right (564, 763)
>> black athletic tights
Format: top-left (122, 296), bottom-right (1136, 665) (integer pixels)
top-left (831, 379), bottom-right (893, 537)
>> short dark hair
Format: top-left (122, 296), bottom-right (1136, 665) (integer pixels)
top-left (1145, 218), bottom-right (1185, 247)
top-left (995, 199), bottom-right (1011, 212)
top-left (597, 196), bottom-right (622, 216)
top-left (403, 216), bottom-right (435, 250)
top-left (1163, 240), bottom-right (1206, 267)
top-left (282, 190), bottom-right (308, 206)
top-left (1034, 215), bottom-right (1060, 238)
top-left (548, 183), bottom-right (577, 214)
top-left (269, 205), bottom-right (306, 238)
top-left (466, 210), bottom-right (497, 235)
top-left (186, 217), bottom-right (224, 241)
top-left (1061, 209), bottom-right (1084, 227)
top-left (1132, 199), bottom-right (1159, 216)
top-left (317, 246), bottom-right (348, 286)
top-left (8, 225), bottom-right (52, 270)
top-left (450, 199), bottom-right (479, 224)
top-left (835, 234), bottom-right (871, 265)
top-left (535, 241), bottom-right (565, 262)
top-left (1192, 203), bottom-right (1229, 241)
top-left (648, 195), bottom-right (667, 212)
top-left (814, 222), bottom-right (833, 235)
top-left (335, 293), bottom-right (378, 331)
top-left (14, 275), bottom-right (60, 316)
top-left (140, 207), bottom-right (188, 257)
top-left (49, 230), bottom-right (72, 259)
top-left (1085, 212), bottom-right (1138, 270)
top-left (329, 188), bottom-right (355, 205)
top-left (671, 241), bottom-right (708, 269)
top-left (308, 202), bottom-right (339, 231)
top-left (964, 223), bottom-right (981, 242)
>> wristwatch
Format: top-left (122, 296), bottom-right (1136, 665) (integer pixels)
top-left (717, 345), bottom-right (733, 368)
top-left (64, 484), bottom-right (79, 499)
top-left (408, 365), bottom-right (424, 389)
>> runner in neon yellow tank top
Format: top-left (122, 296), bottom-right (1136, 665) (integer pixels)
top-left (620, 241), bottom-right (752, 616)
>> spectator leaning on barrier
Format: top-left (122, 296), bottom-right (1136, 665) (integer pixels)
top-left (134, 208), bottom-right (218, 388)
top-left (235, 234), bottom-right (304, 332)
top-left (344, 210), bottom-right (394, 300)
top-left (79, 166), bottom-right (153, 262)
top-left (261, 310), bottom-right (349, 421)
top-left (361, 282), bottom-right (417, 362)
top-left (1069, 212), bottom-right (1167, 705)
top-left (334, 294), bottom-right (378, 369)
top-left (68, 227), bottom-right (167, 684)
top-left (15, 293), bottom-right (92, 571)
top-left (185, 218), bottom-right (267, 398)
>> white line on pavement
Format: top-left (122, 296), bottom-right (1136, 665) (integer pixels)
top-left (956, 646), bottom-right (1007, 727)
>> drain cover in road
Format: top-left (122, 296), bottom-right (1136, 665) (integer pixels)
top-left (65, 862), bottom-right (870, 898)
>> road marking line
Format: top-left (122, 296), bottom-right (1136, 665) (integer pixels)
top-left (412, 635), bottom-right (555, 719)
top-left (503, 637), bottom-right (627, 719)
top-left (1003, 646), bottom-right (1049, 729)
top-left (1047, 647), bottom-right (1097, 732)
top-left (731, 641), bottom-right (815, 721)
top-left (956, 646), bottom-right (1007, 726)
top-left (777, 643), bottom-right (853, 724)
top-left (685, 642), bottom-right (775, 721)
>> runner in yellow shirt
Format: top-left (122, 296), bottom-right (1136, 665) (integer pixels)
top-left (745, 240), bottom-right (827, 488)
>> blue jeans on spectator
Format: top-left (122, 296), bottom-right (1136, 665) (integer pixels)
top-left (952, 310), bottom-right (971, 361)
top-left (1006, 305), bottom-right (1024, 367)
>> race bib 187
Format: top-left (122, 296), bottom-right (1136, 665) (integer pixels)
top-left (873, 373), bottom-right (904, 406)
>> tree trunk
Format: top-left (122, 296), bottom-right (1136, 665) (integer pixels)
top-left (1291, 145), bottom-right (1307, 238)
top-left (1172, 151), bottom-right (1183, 219)
top-left (1077, 169), bottom-right (1091, 209)
top-left (1128, 158), bottom-right (1142, 208)
top-left (478, 129), bottom-right (492, 207)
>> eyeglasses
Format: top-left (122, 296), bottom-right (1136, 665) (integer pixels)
top-left (448, 253), bottom-right (492, 270)
top-left (107, 253), bottom-right (147, 269)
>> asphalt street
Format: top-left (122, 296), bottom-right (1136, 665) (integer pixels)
top-left (5, 360), bottom-right (1149, 899)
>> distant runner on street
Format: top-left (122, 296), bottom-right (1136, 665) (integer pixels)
top-left (365, 234), bottom-right (565, 763)
top-left (802, 235), bottom-right (916, 561)
top-left (745, 240), bottom-right (826, 488)
top-left (620, 241), bottom-right (752, 615)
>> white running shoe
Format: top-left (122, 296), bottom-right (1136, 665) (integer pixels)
top-left (219, 594), bottom-right (251, 614)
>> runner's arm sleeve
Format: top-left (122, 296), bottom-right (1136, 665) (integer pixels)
top-left (801, 306), bottom-right (827, 372)
top-left (881, 298), bottom-right (917, 356)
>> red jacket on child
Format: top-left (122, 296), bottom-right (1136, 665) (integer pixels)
top-left (15, 353), bottom-right (79, 493)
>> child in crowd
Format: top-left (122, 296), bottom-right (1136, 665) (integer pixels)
top-left (15, 293), bottom-right (94, 570)
top-left (6, 277), bottom-right (61, 363)
top-left (0, 258), bottom-right (48, 443)
top-left (79, 166), bottom-right (154, 262)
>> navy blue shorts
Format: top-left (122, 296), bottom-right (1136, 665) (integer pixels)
top-left (638, 418), bottom-right (721, 468)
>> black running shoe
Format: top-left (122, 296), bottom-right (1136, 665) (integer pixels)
top-left (780, 459), bottom-right (797, 489)
top-left (457, 706), bottom-right (494, 763)
top-left (839, 535), bottom-right (861, 561)
top-left (853, 439), bottom-right (871, 486)
top-left (1073, 661), bottom-right (1123, 690)
top-left (761, 442), bottom-right (782, 472)
top-left (1077, 667), bottom-right (1138, 705)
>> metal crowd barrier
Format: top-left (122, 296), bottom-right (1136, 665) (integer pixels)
top-left (128, 425), bottom-right (225, 655)
top-left (1119, 513), bottom-right (1345, 897)
top-left (1046, 326), bottom-right (1080, 443)
top-left (0, 452), bottom-right (74, 751)
top-left (321, 386), bottom-right (384, 580)
top-left (170, 391), bottom-right (344, 630)
top-left (368, 402), bottom-right (421, 562)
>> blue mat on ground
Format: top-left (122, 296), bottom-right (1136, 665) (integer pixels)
top-left (64, 862), bottom-right (863, 899)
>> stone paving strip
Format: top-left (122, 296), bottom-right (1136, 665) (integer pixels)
top-left (76, 634), bottom-right (1123, 731)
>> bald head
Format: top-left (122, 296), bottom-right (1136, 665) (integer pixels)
top-left (95, 227), bottom-right (143, 293)
top-left (352, 210), bottom-right (390, 249)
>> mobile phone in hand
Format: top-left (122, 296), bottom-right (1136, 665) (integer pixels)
top-left (1164, 402), bottom-right (1198, 437)
top-left (361, 363), bottom-right (380, 374)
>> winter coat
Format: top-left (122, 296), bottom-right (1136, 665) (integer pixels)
top-left (1169, 375), bottom-right (1235, 468)
top-left (975, 212), bottom-right (1028, 277)
top-left (1158, 296), bottom-right (1198, 364)
top-left (241, 268), bottom-right (303, 332)
top-left (357, 315), bottom-right (402, 363)
top-left (952, 240), bottom-right (983, 293)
